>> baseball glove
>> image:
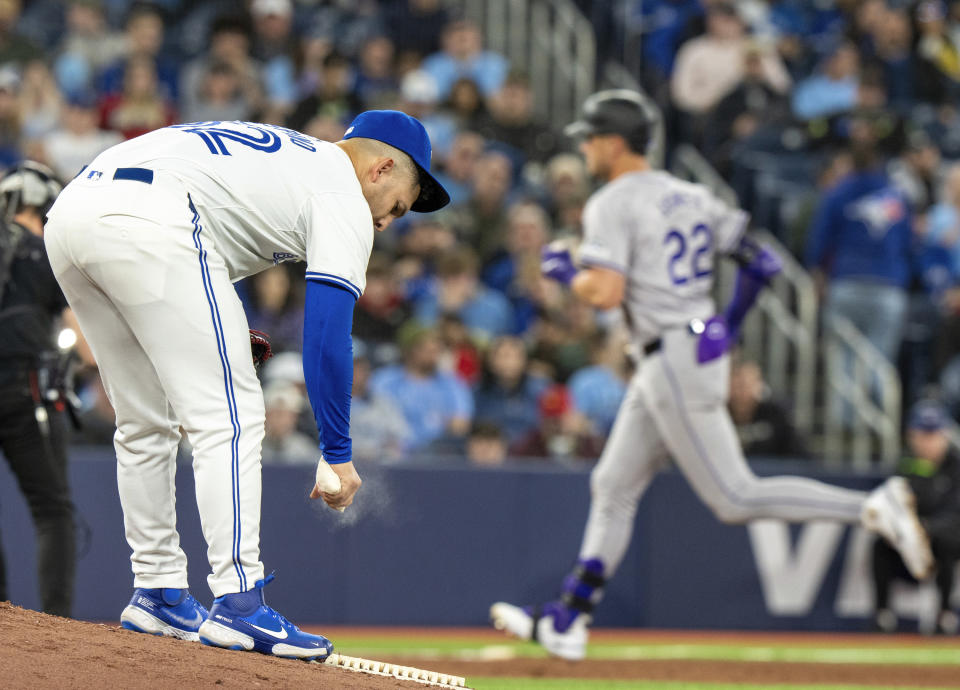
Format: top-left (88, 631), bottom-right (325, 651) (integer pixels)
top-left (249, 329), bottom-right (273, 368)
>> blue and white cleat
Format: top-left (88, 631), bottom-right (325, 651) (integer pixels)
top-left (198, 574), bottom-right (332, 660)
top-left (491, 558), bottom-right (602, 661)
top-left (490, 600), bottom-right (589, 661)
top-left (120, 588), bottom-right (208, 641)
top-left (861, 476), bottom-right (934, 580)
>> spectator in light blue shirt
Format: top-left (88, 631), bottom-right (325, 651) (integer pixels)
top-left (421, 19), bottom-right (508, 99)
top-left (926, 164), bottom-right (960, 277)
top-left (568, 332), bottom-right (630, 436)
top-left (432, 131), bottom-right (484, 207)
top-left (792, 41), bottom-right (860, 120)
top-left (369, 326), bottom-right (474, 452)
top-left (350, 340), bottom-right (411, 463)
top-left (414, 248), bottom-right (516, 342)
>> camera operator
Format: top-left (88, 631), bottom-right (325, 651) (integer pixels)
top-left (872, 401), bottom-right (960, 634)
top-left (0, 161), bottom-right (90, 617)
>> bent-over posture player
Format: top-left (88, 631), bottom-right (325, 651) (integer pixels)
top-left (490, 91), bottom-right (933, 660)
top-left (44, 113), bottom-right (449, 658)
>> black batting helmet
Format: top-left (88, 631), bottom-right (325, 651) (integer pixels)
top-left (564, 89), bottom-right (658, 155)
top-left (0, 160), bottom-right (62, 220)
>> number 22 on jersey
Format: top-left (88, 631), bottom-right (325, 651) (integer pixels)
top-left (664, 223), bottom-right (713, 285)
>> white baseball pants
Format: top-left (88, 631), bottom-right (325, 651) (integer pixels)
top-left (45, 169), bottom-right (265, 597)
top-left (579, 327), bottom-right (868, 575)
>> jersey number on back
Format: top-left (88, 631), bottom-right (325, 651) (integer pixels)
top-left (664, 223), bottom-right (713, 285)
top-left (171, 121), bottom-right (318, 156)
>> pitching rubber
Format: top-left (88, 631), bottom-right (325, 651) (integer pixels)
top-left (318, 653), bottom-right (468, 688)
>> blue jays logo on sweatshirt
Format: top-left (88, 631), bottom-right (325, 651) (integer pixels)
top-left (846, 190), bottom-right (907, 239)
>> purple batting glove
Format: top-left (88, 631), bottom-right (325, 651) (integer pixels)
top-left (696, 315), bottom-right (734, 364)
top-left (541, 246), bottom-right (578, 285)
top-left (745, 245), bottom-right (783, 282)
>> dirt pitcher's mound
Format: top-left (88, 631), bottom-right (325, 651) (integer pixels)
top-left (0, 602), bottom-right (448, 689)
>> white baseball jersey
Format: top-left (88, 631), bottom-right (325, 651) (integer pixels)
top-left (577, 170), bottom-right (748, 344)
top-left (70, 121), bottom-right (374, 297)
top-left (44, 120), bottom-right (381, 597)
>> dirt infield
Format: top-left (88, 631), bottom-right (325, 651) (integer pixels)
top-left (0, 603), bottom-right (442, 689)
top-left (4, 604), bottom-right (960, 688)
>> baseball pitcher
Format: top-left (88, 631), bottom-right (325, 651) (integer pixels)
top-left (44, 113), bottom-right (449, 659)
top-left (491, 91), bottom-right (933, 660)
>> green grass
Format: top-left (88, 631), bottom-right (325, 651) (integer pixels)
top-left (332, 636), bottom-right (960, 666)
top-left (327, 633), bottom-right (960, 689)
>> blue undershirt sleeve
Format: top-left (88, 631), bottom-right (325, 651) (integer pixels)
top-left (302, 279), bottom-right (356, 464)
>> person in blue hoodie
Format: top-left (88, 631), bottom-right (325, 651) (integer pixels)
top-left (806, 132), bottom-right (913, 363)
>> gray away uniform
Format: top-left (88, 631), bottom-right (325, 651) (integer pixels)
top-left (575, 170), bottom-right (866, 575)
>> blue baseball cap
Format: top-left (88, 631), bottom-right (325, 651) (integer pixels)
top-left (65, 89), bottom-right (98, 109)
top-left (907, 401), bottom-right (950, 432)
top-left (343, 110), bottom-right (450, 213)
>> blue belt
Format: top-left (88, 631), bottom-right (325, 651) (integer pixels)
top-left (73, 165), bottom-right (154, 184)
top-left (113, 167), bottom-right (153, 184)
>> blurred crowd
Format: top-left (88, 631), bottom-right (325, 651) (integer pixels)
top-left (640, 0), bottom-right (960, 424)
top-left (3, 0), bottom-right (956, 465)
top-left (25, 0), bottom-right (627, 466)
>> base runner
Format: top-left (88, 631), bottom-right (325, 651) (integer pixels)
top-left (490, 91), bottom-right (933, 660)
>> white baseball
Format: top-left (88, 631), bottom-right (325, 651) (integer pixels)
top-left (315, 459), bottom-right (346, 513)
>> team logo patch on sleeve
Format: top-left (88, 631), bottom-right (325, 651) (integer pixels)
top-left (272, 252), bottom-right (298, 264)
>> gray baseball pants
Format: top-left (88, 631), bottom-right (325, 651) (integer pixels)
top-left (579, 328), bottom-right (867, 575)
